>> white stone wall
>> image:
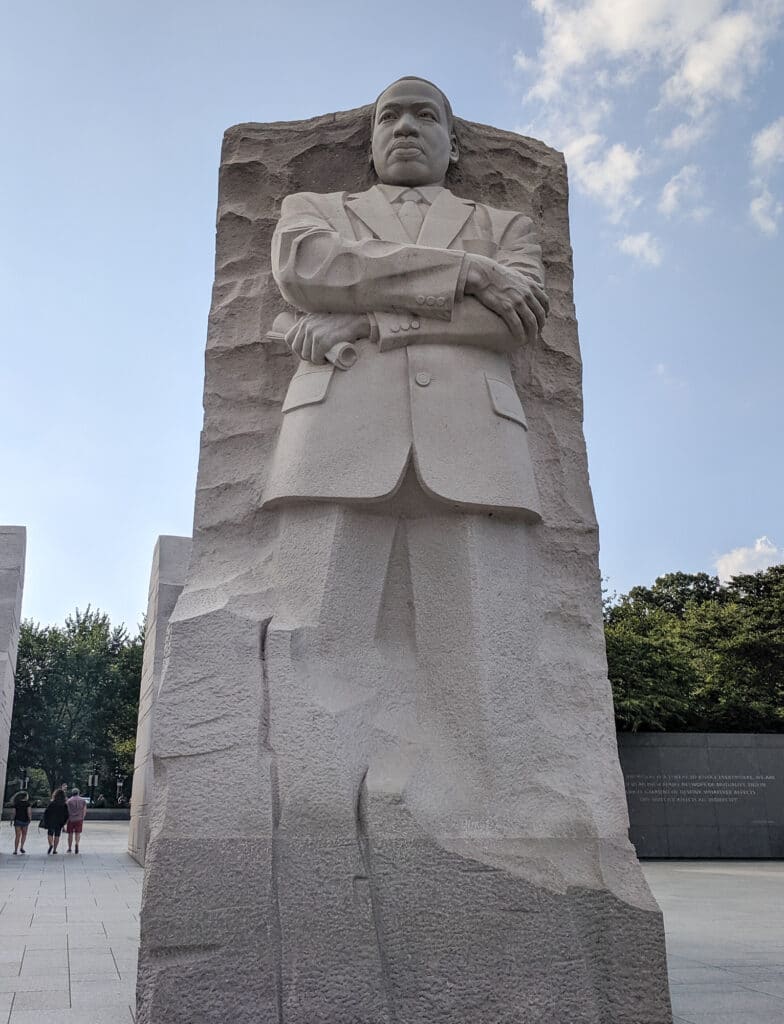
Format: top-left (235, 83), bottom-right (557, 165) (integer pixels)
top-left (0, 526), bottom-right (26, 803)
top-left (128, 535), bottom-right (191, 865)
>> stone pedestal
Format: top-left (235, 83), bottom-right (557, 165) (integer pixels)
top-left (137, 107), bottom-right (673, 1023)
top-left (129, 535), bottom-right (191, 865)
top-left (0, 526), bottom-right (26, 803)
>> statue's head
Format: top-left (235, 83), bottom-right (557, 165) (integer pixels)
top-left (371, 76), bottom-right (459, 187)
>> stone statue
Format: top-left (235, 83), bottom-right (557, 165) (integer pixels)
top-left (264, 76), bottom-right (545, 516)
top-left (137, 78), bottom-right (673, 1024)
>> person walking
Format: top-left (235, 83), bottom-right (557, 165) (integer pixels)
top-left (41, 789), bottom-right (69, 854)
top-left (11, 790), bottom-right (32, 854)
top-left (66, 788), bottom-right (88, 854)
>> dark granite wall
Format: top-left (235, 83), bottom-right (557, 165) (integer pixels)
top-left (618, 733), bottom-right (784, 858)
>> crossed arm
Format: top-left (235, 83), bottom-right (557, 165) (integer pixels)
top-left (272, 192), bottom-right (549, 364)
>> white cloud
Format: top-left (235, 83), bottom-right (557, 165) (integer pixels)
top-left (516, 1), bottom-right (784, 223)
top-left (617, 232), bottom-right (663, 266)
top-left (716, 536), bottom-right (783, 581)
top-left (661, 8), bottom-right (773, 113)
top-left (747, 116), bottom-right (784, 234)
top-left (749, 188), bottom-right (784, 234)
top-left (658, 165), bottom-right (702, 216)
top-left (663, 118), bottom-right (714, 150)
top-left (751, 116), bottom-right (784, 172)
top-left (564, 134), bottom-right (642, 220)
top-left (522, 0), bottom-right (728, 103)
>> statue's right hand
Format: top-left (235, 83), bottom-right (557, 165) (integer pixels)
top-left (285, 313), bottom-right (371, 364)
top-left (463, 254), bottom-right (548, 345)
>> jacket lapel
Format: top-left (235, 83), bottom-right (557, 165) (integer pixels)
top-left (417, 189), bottom-right (474, 249)
top-left (346, 186), bottom-right (410, 244)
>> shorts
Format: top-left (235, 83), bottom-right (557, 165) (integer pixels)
top-left (13, 820), bottom-right (29, 830)
top-left (66, 820), bottom-right (83, 835)
top-left (47, 827), bottom-right (63, 838)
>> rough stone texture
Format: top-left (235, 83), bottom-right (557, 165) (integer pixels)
top-left (129, 535), bottom-right (192, 866)
top-left (619, 732), bottom-right (784, 858)
top-left (138, 108), bottom-right (673, 1022)
top-left (0, 526), bottom-right (26, 803)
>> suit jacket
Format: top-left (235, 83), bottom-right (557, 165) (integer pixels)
top-left (263, 184), bottom-right (545, 519)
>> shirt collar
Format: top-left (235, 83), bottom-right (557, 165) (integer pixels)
top-left (375, 183), bottom-right (446, 204)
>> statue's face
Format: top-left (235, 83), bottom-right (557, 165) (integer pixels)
top-left (372, 79), bottom-right (458, 187)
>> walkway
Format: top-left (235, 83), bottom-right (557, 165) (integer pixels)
top-left (644, 860), bottom-right (784, 1024)
top-left (0, 822), bottom-right (140, 1023)
top-left (2, 823), bottom-right (783, 1023)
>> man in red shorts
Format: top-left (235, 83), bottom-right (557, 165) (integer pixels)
top-left (66, 787), bottom-right (88, 853)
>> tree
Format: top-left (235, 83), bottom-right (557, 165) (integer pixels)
top-left (682, 566), bottom-right (784, 731)
top-left (605, 603), bottom-right (694, 732)
top-left (609, 571), bottom-right (724, 621)
top-left (7, 608), bottom-right (143, 799)
top-left (605, 566), bottom-right (784, 733)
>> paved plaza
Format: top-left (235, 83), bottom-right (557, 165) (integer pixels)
top-left (1, 823), bottom-right (783, 1023)
top-left (644, 860), bottom-right (784, 1024)
top-left (0, 822), bottom-right (140, 1023)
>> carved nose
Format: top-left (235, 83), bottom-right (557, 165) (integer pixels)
top-left (393, 114), bottom-right (418, 135)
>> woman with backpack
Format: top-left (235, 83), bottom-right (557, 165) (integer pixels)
top-left (41, 789), bottom-right (70, 854)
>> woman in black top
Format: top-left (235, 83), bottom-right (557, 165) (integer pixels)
top-left (11, 791), bottom-right (32, 855)
top-left (42, 790), bottom-right (70, 854)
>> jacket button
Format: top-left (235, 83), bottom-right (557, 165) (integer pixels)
top-left (436, 297), bottom-right (446, 307)
top-left (401, 323), bottom-right (410, 331)
top-left (411, 320), bottom-right (420, 329)
top-left (415, 372), bottom-right (431, 387)
top-left (390, 325), bottom-right (400, 333)
top-left (426, 296), bottom-right (436, 306)
top-left (416, 295), bottom-right (425, 305)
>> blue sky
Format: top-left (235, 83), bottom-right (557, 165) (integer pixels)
top-left (2, 0), bottom-right (783, 629)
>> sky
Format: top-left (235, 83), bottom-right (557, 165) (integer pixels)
top-left (2, 0), bottom-right (783, 629)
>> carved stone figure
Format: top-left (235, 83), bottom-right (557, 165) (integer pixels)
top-left (265, 78), bottom-right (545, 515)
top-left (137, 79), bottom-right (673, 1024)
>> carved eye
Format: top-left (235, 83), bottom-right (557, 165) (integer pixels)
top-left (379, 110), bottom-right (396, 122)
top-left (419, 110), bottom-right (436, 120)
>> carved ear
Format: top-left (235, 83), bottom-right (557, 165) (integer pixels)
top-left (449, 131), bottom-right (459, 165)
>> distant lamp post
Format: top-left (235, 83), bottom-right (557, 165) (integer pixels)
top-left (88, 771), bottom-right (99, 804)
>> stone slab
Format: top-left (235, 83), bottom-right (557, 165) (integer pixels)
top-left (128, 536), bottom-right (191, 865)
top-left (618, 733), bottom-right (784, 857)
top-left (0, 526), bottom-right (26, 804)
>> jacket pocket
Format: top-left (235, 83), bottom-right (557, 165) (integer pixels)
top-left (485, 375), bottom-right (528, 429)
top-left (282, 365), bottom-right (335, 413)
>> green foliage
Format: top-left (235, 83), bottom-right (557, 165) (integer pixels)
top-left (606, 566), bottom-right (784, 733)
top-left (6, 608), bottom-right (143, 800)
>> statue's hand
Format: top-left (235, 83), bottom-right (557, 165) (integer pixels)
top-left (285, 313), bottom-right (371, 364)
top-left (464, 255), bottom-right (549, 344)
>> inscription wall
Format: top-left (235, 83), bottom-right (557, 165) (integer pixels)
top-left (617, 733), bottom-right (784, 858)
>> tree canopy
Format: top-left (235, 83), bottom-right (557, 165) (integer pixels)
top-left (6, 608), bottom-right (143, 801)
top-left (606, 565), bottom-right (784, 732)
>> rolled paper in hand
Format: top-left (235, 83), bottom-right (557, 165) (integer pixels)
top-left (325, 340), bottom-right (358, 369)
top-left (266, 312), bottom-right (359, 371)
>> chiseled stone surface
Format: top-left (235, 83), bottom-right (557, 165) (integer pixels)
top-left (138, 100), bottom-right (672, 1023)
top-left (128, 536), bottom-right (191, 866)
top-left (0, 526), bottom-right (26, 803)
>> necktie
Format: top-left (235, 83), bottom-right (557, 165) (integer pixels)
top-left (397, 189), bottom-right (425, 241)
